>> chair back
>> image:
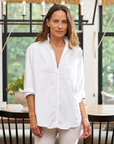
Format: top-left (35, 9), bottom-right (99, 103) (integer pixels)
top-left (0, 111), bottom-right (33, 144)
top-left (84, 115), bottom-right (114, 144)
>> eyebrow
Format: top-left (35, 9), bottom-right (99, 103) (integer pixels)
top-left (53, 19), bottom-right (67, 21)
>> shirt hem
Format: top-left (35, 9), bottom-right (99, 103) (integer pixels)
top-left (37, 120), bottom-right (81, 130)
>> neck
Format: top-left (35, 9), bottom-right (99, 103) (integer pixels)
top-left (49, 35), bottom-right (65, 48)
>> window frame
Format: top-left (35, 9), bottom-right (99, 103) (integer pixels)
top-left (98, 5), bottom-right (114, 104)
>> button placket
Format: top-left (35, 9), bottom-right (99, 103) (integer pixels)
top-left (55, 69), bottom-right (60, 126)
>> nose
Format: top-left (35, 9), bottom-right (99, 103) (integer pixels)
top-left (58, 22), bottom-right (62, 28)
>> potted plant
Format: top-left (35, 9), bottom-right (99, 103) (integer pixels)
top-left (6, 74), bottom-right (28, 111)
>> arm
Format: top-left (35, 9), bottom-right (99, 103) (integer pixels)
top-left (79, 99), bottom-right (91, 139)
top-left (76, 49), bottom-right (91, 138)
top-left (27, 94), bottom-right (43, 138)
top-left (26, 94), bottom-right (36, 118)
top-left (24, 47), bottom-right (43, 137)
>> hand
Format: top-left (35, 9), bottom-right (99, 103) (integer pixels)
top-left (30, 118), bottom-right (43, 138)
top-left (81, 117), bottom-right (91, 139)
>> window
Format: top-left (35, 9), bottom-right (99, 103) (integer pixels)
top-left (2, 3), bottom-right (81, 104)
top-left (98, 5), bottom-right (114, 104)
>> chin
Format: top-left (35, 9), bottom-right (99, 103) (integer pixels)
top-left (55, 33), bottom-right (65, 38)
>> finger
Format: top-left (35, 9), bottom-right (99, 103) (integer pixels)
top-left (81, 131), bottom-right (87, 138)
top-left (81, 133), bottom-right (85, 138)
top-left (81, 130), bottom-right (90, 139)
top-left (39, 126), bottom-right (43, 134)
top-left (31, 127), bottom-right (36, 136)
top-left (87, 127), bottom-right (91, 136)
top-left (84, 134), bottom-right (90, 139)
top-left (36, 126), bottom-right (42, 137)
top-left (83, 130), bottom-right (91, 139)
top-left (81, 127), bottom-right (87, 138)
top-left (31, 126), bottom-right (42, 138)
top-left (81, 130), bottom-right (88, 138)
top-left (81, 134), bottom-right (87, 139)
top-left (81, 133), bottom-right (90, 139)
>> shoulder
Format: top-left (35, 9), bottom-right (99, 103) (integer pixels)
top-left (64, 36), bottom-right (83, 56)
top-left (72, 46), bottom-right (83, 56)
top-left (26, 41), bottom-right (48, 51)
top-left (27, 42), bottom-right (41, 50)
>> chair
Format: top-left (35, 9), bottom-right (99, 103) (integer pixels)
top-left (84, 115), bottom-right (114, 144)
top-left (101, 91), bottom-right (114, 105)
top-left (0, 110), bottom-right (33, 144)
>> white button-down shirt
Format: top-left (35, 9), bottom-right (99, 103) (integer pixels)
top-left (23, 35), bottom-right (86, 129)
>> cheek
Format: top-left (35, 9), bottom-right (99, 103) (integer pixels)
top-left (64, 25), bottom-right (68, 31)
top-left (50, 26), bottom-right (56, 33)
top-left (50, 25), bottom-right (56, 30)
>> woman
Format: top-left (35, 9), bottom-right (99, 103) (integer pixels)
top-left (24, 4), bottom-right (91, 144)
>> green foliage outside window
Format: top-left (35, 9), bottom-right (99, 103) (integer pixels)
top-left (103, 5), bottom-right (114, 94)
top-left (7, 37), bottom-right (35, 104)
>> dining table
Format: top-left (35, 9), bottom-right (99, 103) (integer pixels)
top-left (0, 104), bottom-right (114, 144)
top-left (86, 104), bottom-right (114, 144)
top-left (1, 104), bottom-right (114, 114)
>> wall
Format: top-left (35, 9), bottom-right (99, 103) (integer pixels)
top-left (0, 0), bottom-right (3, 102)
top-left (83, 0), bottom-right (99, 105)
top-left (0, 1), bottom-right (99, 104)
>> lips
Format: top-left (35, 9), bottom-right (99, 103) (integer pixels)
top-left (56, 30), bottom-right (63, 33)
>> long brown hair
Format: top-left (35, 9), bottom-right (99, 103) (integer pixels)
top-left (34, 4), bottom-right (80, 49)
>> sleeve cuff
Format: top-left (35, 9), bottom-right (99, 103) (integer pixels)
top-left (19, 88), bottom-right (35, 98)
top-left (76, 90), bottom-right (86, 103)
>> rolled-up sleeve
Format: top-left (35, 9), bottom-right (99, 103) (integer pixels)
top-left (76, 49), bottom-right (86, 103)
top-left (23, 47), bottom-right (35, 98)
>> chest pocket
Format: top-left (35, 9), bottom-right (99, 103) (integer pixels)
top-left (65, 66), bottom-right (74, 81)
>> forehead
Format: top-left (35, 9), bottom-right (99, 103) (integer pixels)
top-left (51, 10), bottom-right (67, 19)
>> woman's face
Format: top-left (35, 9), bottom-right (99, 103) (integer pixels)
top-left (46, 10), bottom-right (68, 39)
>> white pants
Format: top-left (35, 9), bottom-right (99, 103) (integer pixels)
top-left (34, 124), bottom-right (81, 144)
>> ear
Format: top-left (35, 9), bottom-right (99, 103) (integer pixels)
top-left (46, 19), bottom-right (50, 27)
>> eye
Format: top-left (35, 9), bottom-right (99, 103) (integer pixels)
top-left (54, 20), bottom-right (58, 22)
top-left (63, 21), bottom-right (67, 23)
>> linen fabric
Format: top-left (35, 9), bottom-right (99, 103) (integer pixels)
top-left (34, 124), bottom-right (81, 144)
top-left (23, 35), bottom-right (86, 129)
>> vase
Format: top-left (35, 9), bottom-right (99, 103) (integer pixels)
top-left (14, 91), bottom-right (28, 111)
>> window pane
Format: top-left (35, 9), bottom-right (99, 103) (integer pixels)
top-left (32, 3), bottom-right (53, 32)
top-left (7, 3), bottom-right (30, 32)
top-left (32, 3), bottom-right (53, 20)
top-left (7, 37), bottom-right (36, 104)
top-left (102, 37), bottom-right (114, 94)
top-left (66, 4), bottom-right (79, 20)
top-left (103, 5), bottom-right (114, 32)
top-left (66, 4), bottom-right (79, 30)
top-left (32, 3), bottom-right (42, 20)
top-left (7, 3), bottom-right (30, 19)
top-left (32, 24), bottom-right (42, 33)
top-left (8, 23), bottom-right (30, 33)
